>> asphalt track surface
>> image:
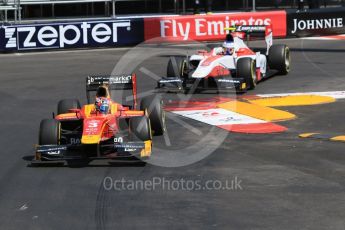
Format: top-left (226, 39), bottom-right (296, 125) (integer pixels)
top-left (0, 38), bottom-right (345, 230)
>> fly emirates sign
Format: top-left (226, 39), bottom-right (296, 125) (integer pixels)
top-left (144, 11), bottom-right (287, 41)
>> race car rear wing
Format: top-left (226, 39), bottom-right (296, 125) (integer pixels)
top-left (225, 25), bottom-right (272, 36)
top-left (225, 25), bottom-right (273, 55)
top-left (86, 73), bottom-right (138, 108)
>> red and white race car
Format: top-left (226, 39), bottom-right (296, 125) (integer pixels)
top-left (158, 25), bottom-right (290, 92)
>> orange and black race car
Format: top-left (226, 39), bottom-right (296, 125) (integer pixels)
top-left (33, 74), bottom-right (166, 165)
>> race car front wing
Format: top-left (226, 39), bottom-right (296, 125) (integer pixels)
top-left (33, 141), bottom-right (152, 163)
top-left (157, 76), bottom-right (247, 92)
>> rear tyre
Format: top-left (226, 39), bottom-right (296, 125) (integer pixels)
top-left (268, 44), bottom-right (290, 75)
top-left (39, 119), bottom-right (60, 145)
top-left (140, 95), bottom-right (166, 136)
top-left (57, 99), bottom-right (81, 115)
top-left (236, 58), bottom-right (256, 90)
top-left (129, 116), bottom-right (152, 141)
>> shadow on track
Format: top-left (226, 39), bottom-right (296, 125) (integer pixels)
top-left (290, 48), bottom-right (345, 53)
top-left (22, 156), bottom-right (147, 168)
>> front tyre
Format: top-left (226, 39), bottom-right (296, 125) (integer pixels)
top-left (236, 58), bottom-right (256, 90)
top-left (129, 116), bottom-right (152, 141)
top-left (167, 56), bottom-right (188, 79)
top-left (268, 44), bottom-right (290, 75)
top-left (39, 119), bottom-right (61, 145)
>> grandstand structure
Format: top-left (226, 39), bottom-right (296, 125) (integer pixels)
top-left (0, 0), bottom-right (176, 22)
top-left (0, 0), bottom-right (344, 23)
top-left (0, 0), bottom-right (125, 22)
top-left (0, 0), bottom-right (19, 22)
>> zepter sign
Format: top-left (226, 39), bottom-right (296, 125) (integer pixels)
top-left (0, 19), bottom-right (144, 51)
top-left (144, 11), bottom-right (287, 42)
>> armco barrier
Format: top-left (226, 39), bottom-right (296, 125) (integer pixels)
top-left (144, 11), bottom-right (287, 42)
top-left (0, 19), bottom-right (144, 52)
top-left (287, 8), bottom-right (345, 37)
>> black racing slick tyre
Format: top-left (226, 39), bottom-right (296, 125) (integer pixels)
top-left (268, 44), bottom-right (291, 75)
top-left (140, 95), bottom-right (166, 136)
top-left (167, 56), bottom-right (187, 78)
top-left (129, 116), bottom-right (152, 141)
top-left (57, 99), bottom-right (81, 115)
top-left (39, 119), bottom-right (61, 145)
top-left (236, 58), bottom-right (256, 90)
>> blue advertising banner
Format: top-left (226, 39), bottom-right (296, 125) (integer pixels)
top-left (0, 18), bottom-right (144, 52)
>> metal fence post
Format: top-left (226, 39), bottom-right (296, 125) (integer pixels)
top-left (18, 0), bottom-right (21, 22)
top-left (112, 0), bottom-right (115, 18)
top-left (174, 0), bottom-right (177, 13)
top-left (183, 0), bottom-right (185, 14)
top-left (252, 0), bottom-right (256, 11)
top-left (14, 0), bottom-right (17, 22)
top-left (52, 3), bottom-right (55, 18)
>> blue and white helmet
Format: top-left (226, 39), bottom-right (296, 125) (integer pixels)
top-left (95, 97), bottom-right (110, 114)
top-left (222, 41), bottom-right (235, 55)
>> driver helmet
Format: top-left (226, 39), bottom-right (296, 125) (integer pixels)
top-left (95, 97), bottom-right (110, 114)
top-left (222, 41), bottom-right (235, 55)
